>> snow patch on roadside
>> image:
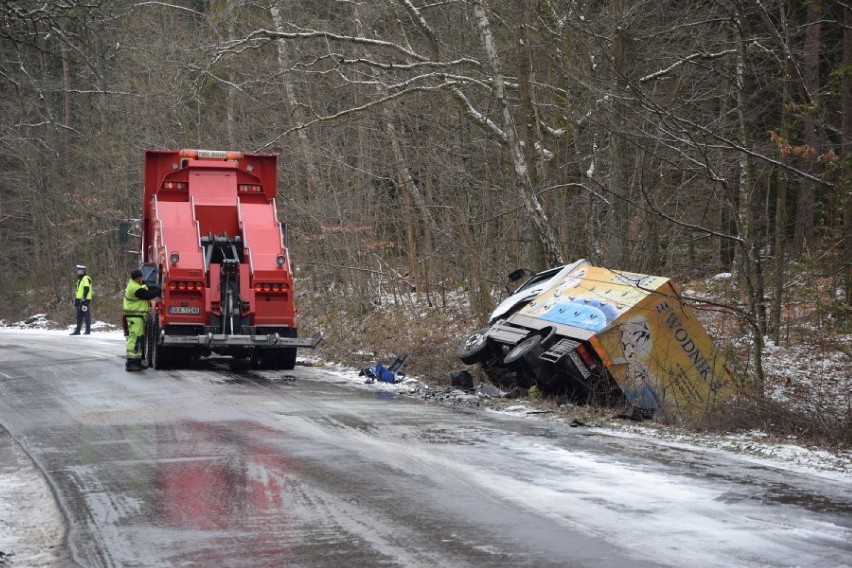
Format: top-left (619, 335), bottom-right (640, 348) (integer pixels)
top-left (608, 423), bottom-right (852, 481)
top-left (299, 355), bottom-right (852, 481)
top-left (0, 432), bottom-right (67, 567)
top-left (0, 315), bottom-right (119, 334)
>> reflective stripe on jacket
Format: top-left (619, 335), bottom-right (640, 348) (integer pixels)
top-left (123, 279), bottom-right (150, 317)
top-left (75, 275), bottom-right (93, 300)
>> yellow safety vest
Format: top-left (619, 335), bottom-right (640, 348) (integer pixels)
top-left (123, 279), bottom-right (151, 317)
top-left (75, 275), bottom-right (93, 300)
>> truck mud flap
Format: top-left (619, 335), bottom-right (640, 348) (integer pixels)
top-left (163, 330), bottom-right (324, 349)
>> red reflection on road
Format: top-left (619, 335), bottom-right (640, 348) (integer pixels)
top-left (153, 421), bottom-right (293, 560)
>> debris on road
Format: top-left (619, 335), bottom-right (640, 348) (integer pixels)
top-left (449, 369), bottom-right (474, 390)
top-left (475, 383), bottom-right (505, 398)
top-left (360, 353), bottom-right (410, 384)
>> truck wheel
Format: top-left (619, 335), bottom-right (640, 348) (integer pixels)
top-left (151, 342), bottom-right (172, 370)
top-left (253, 348), bottom-right (296, 371)
top-left (150, 331), bottom-right (167, 370)
top-left (503, 334), bottom-right (543, 370)
top-left (271, 348), bottom-right (297, 371)
top-left (144, 315), bottom-right (155, 369)
top-left (457, 328), bottom-right (493, 365)
top-left (146, 314), bottom-right (174, 370)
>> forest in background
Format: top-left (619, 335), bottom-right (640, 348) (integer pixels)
top-left (1, 1), bottom-right (850, 412)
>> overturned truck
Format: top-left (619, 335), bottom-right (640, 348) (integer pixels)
top-left (458, 260), bottom-right (735, 419)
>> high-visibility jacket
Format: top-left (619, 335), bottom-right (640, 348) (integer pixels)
top-left (123, 279), bottom-right (151, 317)
top-left (75, 274), bottom-right (93, 301)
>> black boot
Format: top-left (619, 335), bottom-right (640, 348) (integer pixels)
top-left (70, 330), bottom-right (81, 335)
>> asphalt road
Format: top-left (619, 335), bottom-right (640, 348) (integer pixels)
top-left (0, 329), bottom-right (850, 568)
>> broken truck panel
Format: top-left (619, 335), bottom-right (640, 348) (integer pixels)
top-left (489, 259), bottom-right (590, 322)
top-left (459, 261), bottom-right (735, 419)
top-left (588, 271), bottom-right (734, 419)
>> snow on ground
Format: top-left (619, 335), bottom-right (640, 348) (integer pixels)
top-left (0, 314), bottom-right (119, 334)
top-left (294, 357), bottom-right (852, 479)
top-left (761, 334), bottom-right (852, 417)
top-left (609, 424), bottom-right (852, 481)
top-left (0, 431), bottom-right (67, 568)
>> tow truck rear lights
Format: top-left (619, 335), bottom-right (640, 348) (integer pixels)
top-left (162, 181), bottom-right (188, 190)
top-left (254, 282), bottom-right (289, 294)
top-left (238, 184), bottom-right (263, 193)
top-left (179, 149), bottom-right (243, 161)
top-left (168, 281), bottom-right (204, 291)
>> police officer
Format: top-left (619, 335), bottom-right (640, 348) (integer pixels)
top-left (123, 268), bottom-right (161, 372)
top-left (71, 264), bottom-right (93, 335)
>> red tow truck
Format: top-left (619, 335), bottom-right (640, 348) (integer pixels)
top-left (139, 148), bottom-right (322, 369)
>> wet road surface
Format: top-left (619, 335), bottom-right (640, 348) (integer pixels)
top-left (0, 330), bottom-right (850, 567)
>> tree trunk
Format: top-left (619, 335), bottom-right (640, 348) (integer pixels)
top-left (769, 0), bottom-right (795, 342)
top-left (516, 21), bottom-right (547, 269)
top-left (471, 0), bottom-right (564, 267)
top-left (61, 41), bottom-right (72, 157)
top-left (607, 0), bottom-right (631, 269)
top-left (794, 0), bottom-right (823, 257)
top-left (270, 5), bottom-right (321, 195)
top-left (353, 4), bottom-right (436, 303)
top-left (843, 5), bottom-right (852, 309)
top-left (386, 116), bottom-right (434, 303)
top-left (226, 7), bottom-right (236, 147)
top-left (734, 11), bottom-right (766, 395)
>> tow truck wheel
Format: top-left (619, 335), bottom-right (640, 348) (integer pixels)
top-left (253, 348), bottom-right (296, 371)
top-left (151, 339), bottom-right (166, 370)
top-left (144, 314), bottom-right (155, 368)
top-left (146, 312), bottom-right (173, 370)
top-left (149, 321), bottom-right (165, 369)
top-left (276, 348), bottom-right (297, 370)
top-left (154, 343), bottom-right (177, 370)
top-left (252, 329), bottom-right (298, 370)
top-left (457, 328), bottom-right (493, 365)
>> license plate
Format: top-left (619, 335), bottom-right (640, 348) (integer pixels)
top-left (168, 306), bottom-right (200, 315)
top-left (568, 351), bottom-right (591, 378)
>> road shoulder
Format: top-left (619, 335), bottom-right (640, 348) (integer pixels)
top-left (0, 428), bottom-right (71, 567)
